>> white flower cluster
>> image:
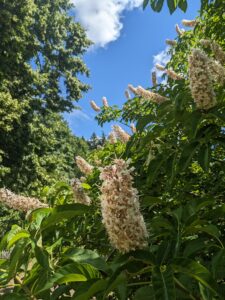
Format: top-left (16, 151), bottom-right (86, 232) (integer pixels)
top-left (113, 125), bottom-right (130, 143)
top-left (71, 179), bottom-right (91, 206)
top-left (152, 71), bottom-right (157, 86)
top-left (90, 100), bottom-right (101, 112)
top-left (100, 159), bottom-right (148, 253)
top-left (108, 131), bottom-right (117, 144)
top-left (208, 58), bottom-right (225, 85)
top-left (182, 19), bottom-right (197, 27)
top-left (75, 156), bottom-right (94, 175)
top-left (102, 97), bottom-right (109, 108)
top-left (211, 42), bottom-right (225, 65)
top-left (130, 123), bottom-right (137, 134)
top-left (0, 188), bottom-right (48, 212)
top-left (166, 39), bottom-right (177, 47)
top-left (188, 49), bottom-right (216, 110)
top-left (166, 69), bottom-right (183, 80)
top-left (136, 86), bottom-right (168, 104)
top-left (128, 84), bottom-right (138, 95)
top-left (155, 63), bottom-right (166, 71)
top-left (125, 89), bottom-right (131, 100)
top-left (175, 24), bottom-right (185, 36)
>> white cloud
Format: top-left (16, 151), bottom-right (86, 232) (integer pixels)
top-left (73, 0), bottom-right (143, 47)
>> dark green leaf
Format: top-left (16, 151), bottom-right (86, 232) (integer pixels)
top-left (150, 0), bottom-right (165, 12)
top-left (178, 0), bottom-right (187, 12)
top-left (152, 266), bottom-right (176, 299)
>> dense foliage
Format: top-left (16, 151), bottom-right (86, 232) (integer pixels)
top-left (0, 0), bottom-right (91, 193)
top-left (0, 0), bottom-right (225, 299)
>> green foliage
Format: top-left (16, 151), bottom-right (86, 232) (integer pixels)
top-left (1, 0), bottom-right (225, 299)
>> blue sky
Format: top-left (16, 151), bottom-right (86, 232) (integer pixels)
top-left (64, 1), bottom-right (200, 139)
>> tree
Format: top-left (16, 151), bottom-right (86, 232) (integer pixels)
top-left (0, 0), bottom-right (91, 192)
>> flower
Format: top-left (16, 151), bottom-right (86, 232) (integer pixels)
top-left (113, 125), bottom-right (130, 143)
top-left (100, 159), bottom-right (148, 253)
top-left (71, 179), bottom-right (91, 205)
top-left (102, 96), bottom-right (109, 108)
top-left (75, 156), bottom-right (94, 175)
top-left (0, 188), bottom-right (48, 212)
top-left (125, 89), bottom-right (131, 100)
top-left (90, 100), bottom-right (101, 112)
top-left (151, 71), bottom-right (157, 86)
top-left (136, 86), bottom-right (168, 104)
top-left (208, 58), bottom-right (225, 85)
top-left (182, 19), bottom-right (197, 27)
top-left (128, 84), bottom-right (138, 95)
top-left (155, 63), bottom-right (166, 71)
top-left (130, 123), bottom-right (137, 134)
top-left (188, 48), bottom-right (216, 110)
top-left (175, 24), bottom-right (185, 36)
top-left (108, 131), bottom-right (117, 144)
top-left (166, 69), bottom-right (183, 80)
top-left (166, 39), bottom-right (177, 46)
top-left (211, 42), bottom-right (225, 65)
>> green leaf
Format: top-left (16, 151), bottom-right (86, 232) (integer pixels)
top-left (152, 266), bottom-right (176, 299)
top-left (134, 286), bottom-right (155, 300)
top-left (173, 258), bottom-right (218, 294)
top-left (143, 0), bottom-right (149, 9)
top-left (34, 246), bottom-right (50, 269)
top-left (73, 279), bottom-right (108, 300)
top-left (7, 230), bottom-right (30, 249)
top-left (63, 248), bottom-right (110, 273)
top-left (167, 0), bottom-right (178, 14)
top-left (198, 144), bottom-right (210, 171)
top-left (56, 273), bottom-right (87, 284)
top-left (178, 141), bottom-right (199, 172)
top-left (150, 0), bottom-right (165, 12)
top-left (41, 204), bottom-right (89, 230)
top-left (8, 242), bottom-right (26, 280)
top-left (178, 0), bottom-right (187, 12)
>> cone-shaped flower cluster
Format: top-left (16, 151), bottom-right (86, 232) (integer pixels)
top-left (90, 100), bottom-right (101, 112)
top-left (175, 24), bottom-right (185, 36)
top-left (182, 19), bottom-right (197, 27)
top-left (166, 69), bottom-right (183, 80)
top-left (75, 156), bottom-right (94, 175)
top-left (102, 97), bottom-right (109, 108)
top-left (188, 49), bottom-right (216, 110)
top-left (0, 188), bottom-right (48, 212)
top-left (152, 71), bottom-right (157, 86)
top-left (108, 131), bottom-right (117, 144)
top-left (155, 63), bottom-right (166, 71)
top-left (208, 58), bottom-right (225, 85)
top-left (100, 159), bottom-right (148, 253)
top-left (211, 42), bottom-right (225, 65)
top-left (166, 39), bottom-right (177, 46)
top-left (71, 179), bottom-right (91, 206)
top-left (136, 86), bottom-right (168, 104)
top-left (128, 84), bottom-right (138, 95)
top-left (113, 125), bottom-right (130, 143)
top-left (125, 89), bottom-right (131, 100)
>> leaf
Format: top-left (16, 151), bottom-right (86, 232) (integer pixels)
top-left (198, 144), bottom-right (210, 171)
top-left (167, 0), bottom-right (178, 14)
top-left (178, 141), bottom-right (199, 172)
top-left (146, 154), bottom-right (165, 185)
top-left (143, 0), bottom-right (149, 9)
top-left (173, 258), bottom-right (218, 294)
top-left (7, 230), bottom-right (30, 249)
top-left (41, 204), bottom-right (89, 230)
top-left (150, 0), bottom-right (165, 12)
top-left (63, 248), bottom-right (110, 273)
top-left (211, 249), bottom-right (225, 279)
top-left (152, 266), bottom-right (176, 300)
top-left (178, 0), bottom-right (187, 12)
top-left (34, 246), bottom-right (50, 269)
top-left (73, 279), bottom-right (108, 300)
top-left (8, 242), bottom-right (26, 280)
top-left (56, 273), bottom-right (87, 284)
top-left (134, 286), bottom-right (155, 300)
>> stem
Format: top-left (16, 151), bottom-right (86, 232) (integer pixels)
top-left (174, 277), bottom-right (198, 300)
top-left (128, 281), bottom-right (151, 287)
